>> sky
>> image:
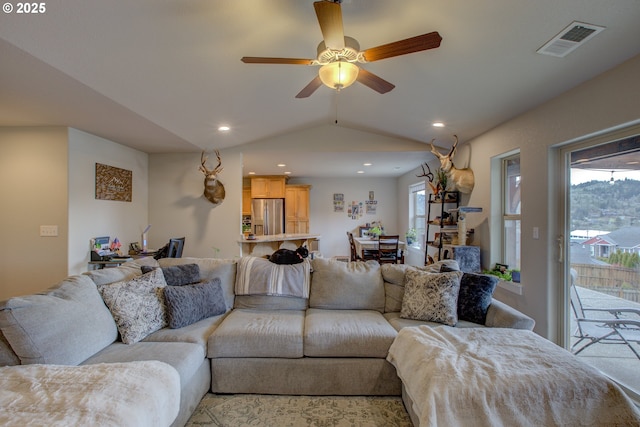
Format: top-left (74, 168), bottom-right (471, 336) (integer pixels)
top-left (570, 168), bottom-right (640, 185)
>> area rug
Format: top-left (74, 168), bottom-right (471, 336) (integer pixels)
top-left (185, 393), bottom-right (412, 427)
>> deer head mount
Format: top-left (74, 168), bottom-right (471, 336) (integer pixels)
top-left (200, 150), bottom-right (226, 206)
top-left (429, 135), bottom-right (475, 194)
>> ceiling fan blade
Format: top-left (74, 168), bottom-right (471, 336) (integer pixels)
top-left (241, 57), bottom-right (315, 65)
top-left (313, 1), bottom-right (345, 50)
top-left (361, 31), bottom-right (442, 62)
top-left (356, 68), bottom-right (395, 94)
top-left (295, 76), bottom-right (323, 98)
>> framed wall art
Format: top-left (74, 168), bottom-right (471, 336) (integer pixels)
top-left (95, 163), bottom-right (132, 202)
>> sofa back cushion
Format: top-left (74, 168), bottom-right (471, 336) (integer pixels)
top-left (159, 257), bottom-right (237, 311)
top-left (0, 330), bottom-right (19, 366)
top-left (0, 275), bottom-right (118, 365)
top-left (84, 257), bottom-right (159, 286)
top-left (309, 259), bottom-right (384, 312)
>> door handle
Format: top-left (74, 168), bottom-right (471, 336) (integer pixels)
top-left (557, 234), bottom-right (564, 263)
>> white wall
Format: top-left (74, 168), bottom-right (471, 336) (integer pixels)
top-left (68, 128), bottom-right (149, 275)
top-left (147, 148), bottom-right (243, 259)
top-left (396, 54), bottom-right (640, 341)
top-left (0, 127), bottom-right (68, 299)
top-left (289, 176), bottom-right (399, 258)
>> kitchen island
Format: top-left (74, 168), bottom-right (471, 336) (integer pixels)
top-left (238, 233), bottom-right (320, 257)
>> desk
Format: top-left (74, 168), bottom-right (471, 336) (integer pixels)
top-left (353, 237), bottom-right (406, 260)
top-left (88, 258), bottom-right (132, 270)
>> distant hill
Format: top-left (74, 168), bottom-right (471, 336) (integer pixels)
top-left (571, 178), bottom-right (640, 231)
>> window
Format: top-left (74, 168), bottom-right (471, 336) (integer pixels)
top-left (503, 154), bottom-right (521, 269)
top-left (409, 182), bottom-right (426, 248)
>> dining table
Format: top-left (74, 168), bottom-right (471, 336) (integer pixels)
top-left (353, 236), bottom-right (406, 261)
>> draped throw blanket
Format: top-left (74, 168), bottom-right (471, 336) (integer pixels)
top-left (0, 361), bottom-right (180, 427)
top-left (235, 256), bottom-right (311, 298)
top-left (388, 326), bottom-right (640, 427)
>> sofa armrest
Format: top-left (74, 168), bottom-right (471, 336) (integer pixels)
top-left (484, 298), bottom-right (535, 330)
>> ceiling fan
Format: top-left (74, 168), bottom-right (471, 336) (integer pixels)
top-left (241, 0), bottom-right (442, 98)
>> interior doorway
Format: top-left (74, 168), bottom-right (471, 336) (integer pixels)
top-left (560, 129), bottom-right (640, 400)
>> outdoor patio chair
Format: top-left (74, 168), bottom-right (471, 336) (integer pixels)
top-left (570, 284), bottom-right (640, 360)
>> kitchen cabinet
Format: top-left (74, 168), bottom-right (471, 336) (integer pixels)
top-left (251, 177), bottom-right (286, 198)
top-left (285, 185), bottom-right (310, 234)
top-left (242, 187), bottom-right (252, 215)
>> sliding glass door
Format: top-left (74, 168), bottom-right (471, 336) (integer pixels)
top-left (559, 126), bottom-right (640, 400)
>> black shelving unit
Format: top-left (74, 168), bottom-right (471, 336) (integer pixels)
top-left (425, 191), bottom-right (459, 264)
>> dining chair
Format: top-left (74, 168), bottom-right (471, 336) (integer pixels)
top-left (378, 235), bottom-right (400, 264)
top-left (347, 231), bottom-right (377, 262)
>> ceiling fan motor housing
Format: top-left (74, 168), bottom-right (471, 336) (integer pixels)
top-left (316, 36), bottom-right (360, 64)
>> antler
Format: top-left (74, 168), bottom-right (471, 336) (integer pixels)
top-left (448, 135), bottom-right (459, 157)
top-left (416, 163), bottom-right (434, 181)
top-left (200, 150), bottom-right (224, 175)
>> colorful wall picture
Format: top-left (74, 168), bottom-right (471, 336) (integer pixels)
top-left (333, 193), bottom-right (344, 212)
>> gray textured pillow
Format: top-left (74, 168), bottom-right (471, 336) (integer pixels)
top-left (141, 263), bottom-right (200, 286)
top-left (163, 278), bottom-right (226, 329)
top-left (98, 268), bottom-right (168, 344)
top-left (400, 270), bottom-right (463, 326)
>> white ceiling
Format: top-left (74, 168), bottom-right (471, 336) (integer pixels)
top-left (1, 0), bottom-right (639, 177)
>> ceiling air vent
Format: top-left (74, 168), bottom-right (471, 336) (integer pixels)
top-left (537, 21), bottom-right (605, 57)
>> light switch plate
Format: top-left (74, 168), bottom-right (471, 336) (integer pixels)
top-left (40, 225), bottom-right (58, 237)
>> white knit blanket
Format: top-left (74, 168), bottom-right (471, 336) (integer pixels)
top-left (235, 256), bottom-right (311, 298)
top-left (388, 326), bottom-right (640, 427)
top-left (0, 361), bottom-right (180, 427)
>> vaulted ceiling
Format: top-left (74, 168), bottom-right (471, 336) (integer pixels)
top-left (1, 0), bottom-right (639, 177)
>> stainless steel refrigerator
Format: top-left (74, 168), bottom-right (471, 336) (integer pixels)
top-left (251, 198), bottom-right (285, 235)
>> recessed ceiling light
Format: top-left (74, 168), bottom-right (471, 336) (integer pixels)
top-left (284, 171), bottom-right (292, 175)
top-left (357, 170), bottom-right (365, 174)
top-left (218, 126), bottom-right (230, 132)
top-left (277, 163), bottom-right (286, 167)
top-left (432, 122), bottom-right (445, 128)
top-left (248, 171), bottom-right (256, 175)
top-left (363, 163), bottom-right (372, 166)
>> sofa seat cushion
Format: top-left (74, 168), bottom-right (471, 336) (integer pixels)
top-left (82, 341), bottom-right (205, 385)
top-left (383, 312), bottom-right (483, 331)
top-left (0, 275), bottom-right (118, 365)
top-left (208, 309), bottom-right (305, 358)
top-left (304, 309), bottom-right (397, 358)
top-left (143, 312), bottom-right (228, 352)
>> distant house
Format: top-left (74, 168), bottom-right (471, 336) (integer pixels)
top-left (582, 226), bottom-right (640, 258)
top-left (570, 229), bottom-right (609, 244)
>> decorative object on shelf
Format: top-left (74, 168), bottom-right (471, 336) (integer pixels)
top-left (199, 150), bottom-right (226, 206)
top-left (405, 228), bottom-right (417, 245)
top-left (429, 135), bottom-right (475, 194)
top-left (511, 269), bottom-right (521, 283)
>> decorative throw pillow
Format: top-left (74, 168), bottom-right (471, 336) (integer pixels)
top-left (141, 263), bottom-right (200, 286)
top-left (163, 278), bottom-right (227, 329)
top-left (457, 272), bottom-right (498, 324)
top-left (98, 268), bottom-right (168, 344)
top-left (400, 270), bottom-right (463, 326)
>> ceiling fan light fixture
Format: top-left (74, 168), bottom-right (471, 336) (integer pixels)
top-left (319, 60), bottom-right (359, 91)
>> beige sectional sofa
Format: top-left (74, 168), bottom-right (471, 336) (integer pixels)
top-left (0, 255), bottom-right (534, 426)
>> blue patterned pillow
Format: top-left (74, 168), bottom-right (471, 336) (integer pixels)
top-left (457, 273), bottom-right (498, 324)
top-left (163, 278), bottom-right (226, 329)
